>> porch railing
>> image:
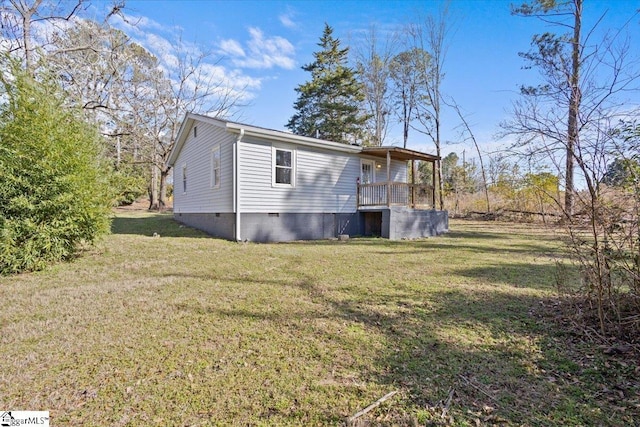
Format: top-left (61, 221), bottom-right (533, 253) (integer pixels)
top-left (357, 182), bottom-right (435, 208)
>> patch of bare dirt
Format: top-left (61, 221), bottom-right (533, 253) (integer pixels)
top-left (114, 198), bottom-right (173, 212)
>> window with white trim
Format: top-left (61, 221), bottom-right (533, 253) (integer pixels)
top-left (182, 164), bottom-right (187, 193)
top-left (272, 147), bottom-right (294, 186)
top-left (211, 144), bottom-right (221, 188)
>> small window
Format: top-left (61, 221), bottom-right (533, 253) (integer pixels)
top-left (182, 164), bottom-right (187, 193)
top-left (211, 145), bottom-right (221, 188)
top-left (193, 126), bottom-right (197, 138)
top-left (273, 147), bottom-right (294, 186)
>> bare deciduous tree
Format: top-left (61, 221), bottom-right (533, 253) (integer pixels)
top-left (406, 2), bottom-right (452, 210)
top-left (142, 38), bottom-right (247, 210)
top-left (446, 99), bottom-right (491, 213)
top-left (47, 20), bottom-right (157, 205)
top-left (1, 0), bottom-right (86, 71)
top-left (353, 24), bottom-right (396, 146)
top-left (504, 0), bottom-right (640, 335)
top-left (45, 14), bottom-right (248, 210)
top-left (509, 0), bottom-right (584, 216)
top-left (389, 48), bottom-right (427, 149)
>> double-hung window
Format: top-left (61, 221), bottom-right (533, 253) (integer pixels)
top-left (211, 145), bottom-right (221, 188)
top-left (273, 147), bottom-right (295, 186)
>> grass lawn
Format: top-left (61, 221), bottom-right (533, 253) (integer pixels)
top-left (1, 213), bottom-right (638, 426)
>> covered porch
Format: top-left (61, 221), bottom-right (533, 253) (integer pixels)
top-left (355, 146), bottom-right (448, 240)
top-left (357, 146), bottom-right (439, 209)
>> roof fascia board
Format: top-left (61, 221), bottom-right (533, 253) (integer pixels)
top-left (167, 113), bottom-right (227, 166)
top-left (225, 122), bottom-right (362, 154)
top-left (189, 113), bottom-right (228, 128)
top-left (362, 146), bottom-right (440, 162)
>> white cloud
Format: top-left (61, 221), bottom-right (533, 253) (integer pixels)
top-left (199, 63), bottom-right (262, 91)
top-left (279, 13), bottom-right (297, 29)
top-left (219, 39), bottom-right (245, 58)
top-left (278, 5), bottom-right (298, 29)
top-left (145, 33), bottom-right (180, 69)
top-left (111, 13), bottom-right (183, 38)
top-left (110, 13), bottom-right (153, 38)
top-left (107, 11), bottom-right (269, 106)
top-left (179, 62), bottom-right (260, 106)
top-left (129, 15), bottom-right (171, 32)
top-left (231, 27), bottom-right (295, 70)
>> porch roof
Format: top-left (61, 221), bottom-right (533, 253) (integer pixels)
top-left (361, 146), bottom-right (440, 162)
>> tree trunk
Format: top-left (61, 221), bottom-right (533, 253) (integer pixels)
top-left (148, 162), bottom-right (160, 210)
top-left (565, 0), bottom-right (582, 218)
top-left (436, 116), bottom-right (444, 211)
top-left (22, 10), bottom-right (33, 71)
top-left (402, 89), bottom-right (409, 148)
top-left (115, 136), bottom-right (121, 168)
top-left (12, 0), bottom-right (43, 73)
top-left (158, 167), bottom-right (170, 212)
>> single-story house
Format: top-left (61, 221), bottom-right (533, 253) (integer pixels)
top-left (167, 113), bottom-right (448, 242)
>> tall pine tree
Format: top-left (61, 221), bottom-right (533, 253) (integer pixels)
top-left (287, 24), bottom-right (367, 144)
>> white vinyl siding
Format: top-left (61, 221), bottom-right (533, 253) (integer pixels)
top-left (359, 157), bottom-right (406, 183)
top-left (172, 122), bottom-right (234, 213)
top-left (239, 136), bottom-right (359, 213)
top-left (171, 117), bottom-right (410, 216)
top-left (390, 160), bottom-right (407, 182)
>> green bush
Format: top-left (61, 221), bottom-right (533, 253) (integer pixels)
top-left (0, 64), bottom-right (114, 274)
top-left (110, 166), bottom-right (148, 206)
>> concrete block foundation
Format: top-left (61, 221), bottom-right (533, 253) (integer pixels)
top-left (174, 208), bottom-right (448, 242)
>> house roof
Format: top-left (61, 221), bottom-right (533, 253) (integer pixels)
top-left (225, 121), bottom-right (362, 154)
top-left (167, 113), bottom-right (439, 167)
top-left (362, 146), bottom-right (440, 162)
top-left (167, 113), bottom-right (227, 167)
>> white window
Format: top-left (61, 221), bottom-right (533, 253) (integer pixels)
top-left (211, 145), bottom-right (221, 188)
top-left (272, 147), bottom-right (295, 186)
top-left (182, 164), bottom-right (187, 193)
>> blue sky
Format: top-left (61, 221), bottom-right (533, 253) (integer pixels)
top-left (100, 0), bottom-right (640, 162)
